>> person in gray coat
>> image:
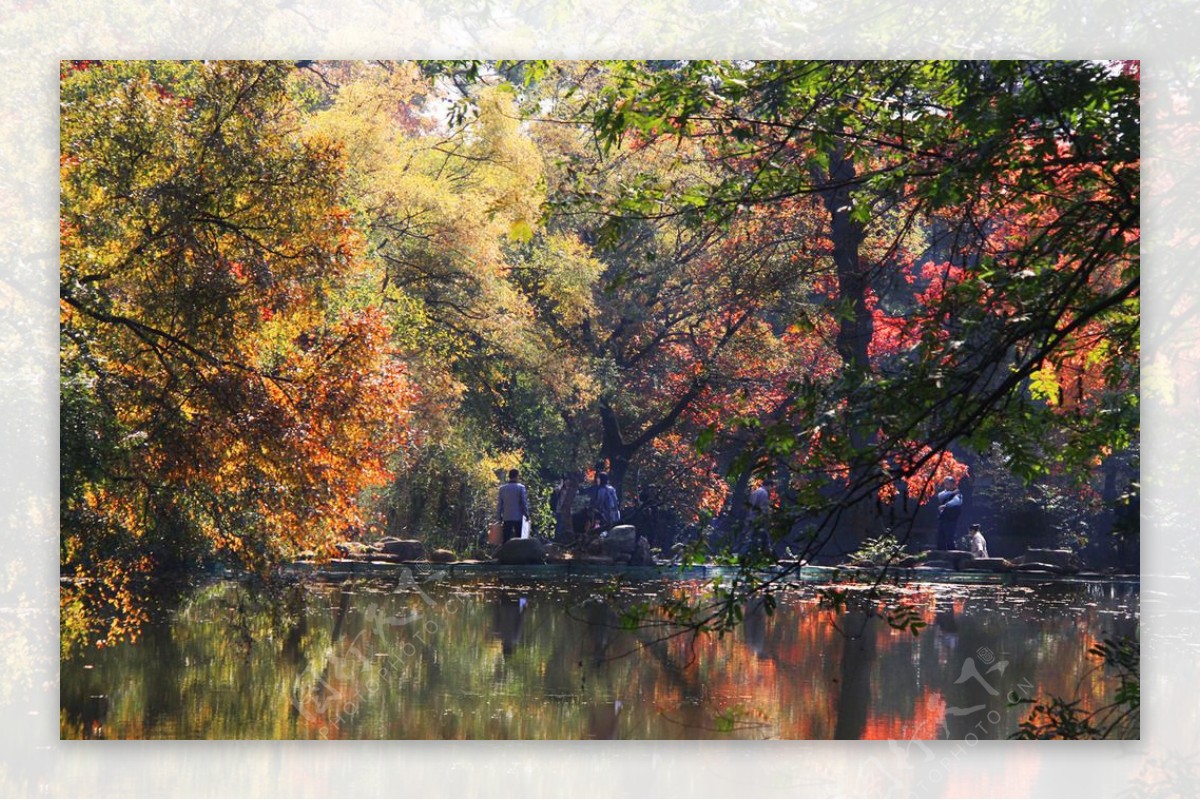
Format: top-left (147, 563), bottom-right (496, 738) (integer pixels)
top-left (497, 468), bottom-right (529, 543)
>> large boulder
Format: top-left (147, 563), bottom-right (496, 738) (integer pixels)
top-left (335, 541), bottom-right (373, 558)
top-left (496, 537), bottom-right (547, 565)
top-left (600, 525), bottom-right (638, 557)
top-left (543, 543), bottom-right (570, 563)
top-left (429, 548), bottom-right (457, 564)
top-left (1018, 549), bottom-right (1081, 573)
top-left (375, 538), bottom-right (425, 561)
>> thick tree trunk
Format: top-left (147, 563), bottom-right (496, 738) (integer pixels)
top-left (820, 147), bottom-right (873, 381)
top-left (598, 401), bottom-right (633, 502)
top-left (817, 144), bottom-right (878, 551)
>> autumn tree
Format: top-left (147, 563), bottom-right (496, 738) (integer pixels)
top-left (300, 61), bottom-right (823, 539)
top-left (60, 60), bottom-right (413, 648)
top-left (296, 62), bottom-right (577, 546)
top-left (489, 62), bottom-right (832, 520)
top-left (577, 59), bottom-right (1138, 563)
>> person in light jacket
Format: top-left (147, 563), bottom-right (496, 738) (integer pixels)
top-left (966, 523), bottom-right (989, 559)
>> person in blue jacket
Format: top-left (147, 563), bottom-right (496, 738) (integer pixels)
top-left (593, 472), bottom-right (620, 529)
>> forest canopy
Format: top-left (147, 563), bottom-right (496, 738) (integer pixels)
top-left (60, 60), bottom-right (1139, 647)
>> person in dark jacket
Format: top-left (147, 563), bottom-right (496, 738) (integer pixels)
top-left (935, 476), bottom-right (963, 551)
top-left (497, 468), bottom-right (529, 543)
top-left (594, 472), bottom-right (620, 529)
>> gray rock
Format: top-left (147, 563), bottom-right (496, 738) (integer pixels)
top-left (1021, 549), bottom-right (1081, 573)
top-left (430, 548), bottom-right (456, 563)
top-left (496, 537), bottom-right (546, 565)
top-left (375, 538), bottom-right (425, 560)
top-left (600, 525), bottom-right (638, 557)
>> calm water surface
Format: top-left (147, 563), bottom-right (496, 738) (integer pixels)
top-left (61, 574), bottom-right (1138, 739)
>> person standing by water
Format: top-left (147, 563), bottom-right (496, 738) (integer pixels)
top-left (497, 468), bottom-right (529, 543)
top-left (746, 478), bottom-right (775, 554)
top-left (554, 472), bottom-right (577, 539)
top-left (549, 476), bottom-right (562, 530)
top-left (935, 475), bottom-right (963, 550)
top-left (966, 523), bottom-right (989, 559)
top-left (594, 472), bottom-right (620, 529)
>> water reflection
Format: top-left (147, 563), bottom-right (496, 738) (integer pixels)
top-left (743, 596), bottom-right (768, 659)
top-left (833, 610), bottom-right (875, 740)
top-left (60, 576), bottom-right (1138, 740)
top-left (582, 597), bottom-right (619, 667)
top-left (492, 595), bottom-right (525, 658)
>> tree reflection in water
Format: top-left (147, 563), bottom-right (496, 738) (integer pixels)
top-left (60, 576), bottom-right (1138, 739)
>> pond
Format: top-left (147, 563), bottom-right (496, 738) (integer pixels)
top-left (60, 572), bottom-right (1138, 739)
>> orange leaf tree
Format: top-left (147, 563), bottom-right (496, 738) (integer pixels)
top-left (61, 61), bottom-right (413, 647)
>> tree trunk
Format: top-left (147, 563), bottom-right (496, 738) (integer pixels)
top-left (817, 144), bottom-right (878, 550)
top-left (820, 147), bottom-right (873, 380)
top-left (598, 401), bottom-right (632, 501)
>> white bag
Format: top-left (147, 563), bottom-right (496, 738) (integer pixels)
top-left (521, 518), bottom-right (531, 539)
